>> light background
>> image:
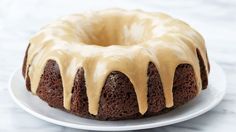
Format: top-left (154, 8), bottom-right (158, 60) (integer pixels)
top-left (0, 0), bottom-right (236, 131)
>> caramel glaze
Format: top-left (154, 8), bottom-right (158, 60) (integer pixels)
top-left (24, 9), bottom-right (209, 115)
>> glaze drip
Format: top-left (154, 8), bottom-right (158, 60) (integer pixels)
top-left (25, 9), bottom-right (209, 115)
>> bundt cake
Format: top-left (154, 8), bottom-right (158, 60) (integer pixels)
top-left (22, 9), bottom-right (210, 120)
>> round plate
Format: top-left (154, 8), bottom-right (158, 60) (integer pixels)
top-left (9, 61), bottom-right (226, 131)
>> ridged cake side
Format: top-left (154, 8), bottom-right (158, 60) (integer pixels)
top-left (23, 44), bottom-right (209, 120)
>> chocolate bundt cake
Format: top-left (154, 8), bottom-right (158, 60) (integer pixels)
top-left (22, 9), bottom-right (210, 120)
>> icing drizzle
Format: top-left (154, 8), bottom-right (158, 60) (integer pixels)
top-left (25, 9), bottom-right (209, 115)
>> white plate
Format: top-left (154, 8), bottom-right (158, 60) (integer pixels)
top-left (9, 61), bottom-right (226, 131)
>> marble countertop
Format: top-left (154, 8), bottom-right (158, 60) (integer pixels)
top-left (0, 0), bottom-right (236, 131)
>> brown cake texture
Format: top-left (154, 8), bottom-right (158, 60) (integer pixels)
top-left (22, 43), bottom-right (209, 120)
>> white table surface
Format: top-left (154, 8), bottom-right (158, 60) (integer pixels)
top-left (0, 0), bottom-right (236, 131)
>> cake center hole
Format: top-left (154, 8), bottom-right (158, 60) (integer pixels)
top-left (81, 14), bottom-right (153, 46)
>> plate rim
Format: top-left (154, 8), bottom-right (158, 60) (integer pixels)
top-left (8, 61), bottom-right (226, 131)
